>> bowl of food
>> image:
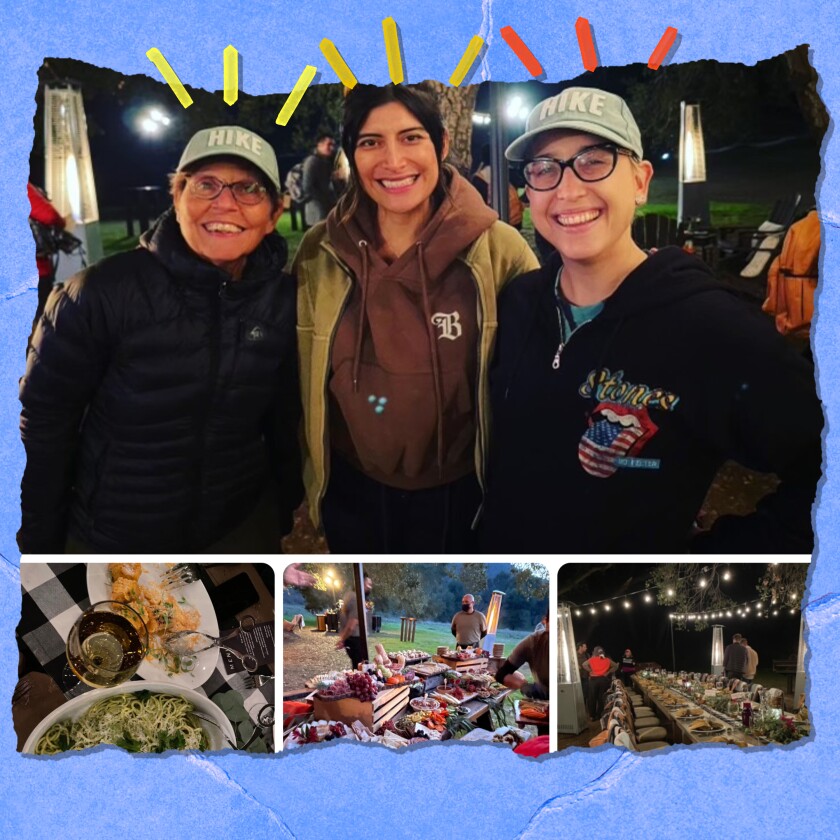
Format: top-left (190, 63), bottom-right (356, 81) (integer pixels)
top-left (410, 697), bottom-right (440, 712)
top-left (23, 681), bottom-right (235, 754)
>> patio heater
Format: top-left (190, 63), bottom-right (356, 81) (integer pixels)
top-left (557, 603), bottom-right (588, 734)
top-left (793, 614), bottom-right (807, 708)
top-left (677, 101), bottom-right (710, 228)
top-left (487, 83), bottom-right (510, 224)
top-left (710, 624), bottom-right (724, 675)
top-left (44, 82), bottom-right (103, 283)
top-left (481, 590), bottom-right (505, 653)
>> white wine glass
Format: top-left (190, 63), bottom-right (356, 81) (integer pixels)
top-left (64, 600), bottom-right (148, 692)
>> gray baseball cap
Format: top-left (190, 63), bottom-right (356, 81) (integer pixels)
top-left (177, 125), bottom-right (280, 190)
top-left (505, 87), bottom-right (643, 162)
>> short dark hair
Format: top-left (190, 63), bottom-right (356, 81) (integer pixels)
top-left (317, 133), bottom-right (335, 145)
top-left (337, 82), bottom-right (448, 223)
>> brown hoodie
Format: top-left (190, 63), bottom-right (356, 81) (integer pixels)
top-left (326, 169), bottom-right (498, 490)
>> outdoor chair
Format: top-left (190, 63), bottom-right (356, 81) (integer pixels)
top-left (729, 193), bottom-right (802, 281)
top-left (632, 213), bottom-right (680, 251)
top-left (612, 724), bottom-right (670, 752)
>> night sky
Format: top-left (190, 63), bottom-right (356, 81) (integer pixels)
top-left (560, 563), bottom-right (804, 672)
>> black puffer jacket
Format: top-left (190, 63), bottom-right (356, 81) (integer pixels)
top-left (19, 209), bottom-right (302, 553)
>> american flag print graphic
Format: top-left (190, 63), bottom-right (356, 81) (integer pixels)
top-left (579, 404), bottom-right (658, 478)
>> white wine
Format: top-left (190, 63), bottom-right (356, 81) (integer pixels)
top-left (67, 610), bottom-right (145, 688)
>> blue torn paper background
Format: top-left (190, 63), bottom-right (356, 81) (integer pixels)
top-left (1, 0), bottom-right (839, 836)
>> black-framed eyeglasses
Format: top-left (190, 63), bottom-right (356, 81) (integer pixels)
top-left (186, 174), bottom-right (269, 205)
top-left (523, 144), bottom-right (634, 191)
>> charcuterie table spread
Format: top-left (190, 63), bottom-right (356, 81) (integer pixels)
top-left (16, 562), bottom-right (276, 754)
top-left (633, 671), bottom-right (809, 746)
top-left (283, 643), bottom-right (544, 749)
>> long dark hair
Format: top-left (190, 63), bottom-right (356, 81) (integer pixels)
top-left (337, 82), bottom-right (449, 223)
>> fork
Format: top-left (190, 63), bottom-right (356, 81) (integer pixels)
top-left (229, 672), bottom-right (275, 692)
top-left (160, 563), bottom-right (200, 590)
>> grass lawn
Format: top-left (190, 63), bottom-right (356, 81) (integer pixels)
top-left (284, 614), bottom-right (531, 658)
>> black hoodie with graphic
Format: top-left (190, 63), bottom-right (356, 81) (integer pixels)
top-left (481, 247), bottom-right (821, 553)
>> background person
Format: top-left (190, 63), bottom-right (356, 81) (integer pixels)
top-left (481, 86), bottom-right (822, 554)
top-left (724, 633), bottom-right (747, 679)
top-left (740, 636), bottom-right (759, 686)
top-left (619, 648), bottom-right (636, 687)
top-left (19, 125), bottom-right (302, 554)
top-left (495, 610), bottom-right (550, 699)
top-left (336, 576), bottom-right (373, 668)
top-left (450, 593), bottom-right (487, 649)
top-left (582, 646), bottom-right (617, 720)
top-left (27, 181), bottom-right (69, 324)
top-left (302, 133), bottom-right (338, 227)
top-left (294, 82), bottom-right (538, 553)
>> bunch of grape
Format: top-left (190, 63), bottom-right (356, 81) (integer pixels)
top-left (316, 678), bottom-right (352, 700)
top-left (347, 672), bottom-right (378, 700)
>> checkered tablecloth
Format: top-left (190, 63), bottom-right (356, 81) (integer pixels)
top-left (18, 562), bottom-right (274, 748)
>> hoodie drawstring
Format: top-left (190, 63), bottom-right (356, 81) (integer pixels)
top-left (417, 241), bottom-right (446, 479)
top-left (351, 240), bottom-right (370, 393)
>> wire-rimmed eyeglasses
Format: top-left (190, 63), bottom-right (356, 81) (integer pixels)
top-left (186, 174), bottom-right (269, 205)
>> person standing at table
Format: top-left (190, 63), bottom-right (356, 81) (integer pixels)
top-left (723, 633), bottom-right (747, 680)
top-left (495, 610), bottom-right (550, 699)
top-left (451, 593), bottom-right (487, 649)
top-left (582, 646), bottom-right (617, 720)
top-left (740, 636), bottom-right (759, 686)
top-left (336, 576), bottom-right (372, 668)
top-left (619, 648), bottom-right (636, 687)
top-left (577, 641), bottom-right (590, 697)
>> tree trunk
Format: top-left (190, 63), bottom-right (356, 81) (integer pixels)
top-left (785, 45), bottom-right (828, 143)
top-left (426, 81), bottom-right (478, 175)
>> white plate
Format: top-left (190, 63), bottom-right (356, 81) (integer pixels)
top-left (22, 681), bottom-right (235, 754)
top-left (87, 563), bottom-right (220, 688)
top-left (283, 720), bottom-right (358, 749)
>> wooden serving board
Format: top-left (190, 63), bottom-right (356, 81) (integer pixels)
top-left (435, 655), bottom-right (488, 672)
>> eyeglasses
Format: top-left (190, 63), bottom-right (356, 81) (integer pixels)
top-left (186, 174), bottom-right (269, 205)
top-left (523, 144), bottom-right (634, 191)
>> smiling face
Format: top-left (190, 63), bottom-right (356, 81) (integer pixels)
top-left (352, 101), bottom-right (448, 224)
top-left (526, 130), bottom-right (652, 270)
top-left (173, 161), bottom-right (281, 278)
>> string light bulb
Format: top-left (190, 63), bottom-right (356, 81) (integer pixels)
top-left (624, 600), bottom-right (631, 609)
top-left (722, 570), bottom-right (731, 581)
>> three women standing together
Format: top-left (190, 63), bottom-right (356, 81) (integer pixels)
top-left (19, 84), bottom-right (820, 555)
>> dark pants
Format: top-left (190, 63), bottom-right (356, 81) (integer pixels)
top-left (344, 636), bottom-right (367, 669)
top-left (587, 676), bottom-right (610, 720)
top-left (620, 670), bottom-right (635, 687)
top-left (322, 453), bottom-right (481, 554)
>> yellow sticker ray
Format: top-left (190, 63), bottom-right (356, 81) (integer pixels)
top-left (382, 17), bottom-right (403, 85)
top-left (145, 48), bottom-right (193, 109)
top-left (276, 65), bottom-right (318, 126)
top-left (449, 35), bottom-right (484, 87)
top-left (223, 45), bottom-right (239, 106)
top-left (320, 39), bottom-right (358, 89)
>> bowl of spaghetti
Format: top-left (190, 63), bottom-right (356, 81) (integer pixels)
top-left (23, 681), bottom-right (236, 754)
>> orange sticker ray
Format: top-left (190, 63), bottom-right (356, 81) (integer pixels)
top-left (499, 25), bottom-right (543, 76)
top-left (320, 39), bottom-right (358, 88)
top-left (575, 17), bottom-right (598, 72)
top-left (450, 35), bottom-right (484, 86)
top-left (648, 27), bottom-right (678, 70)
top-left (276, 65), bottom-right (318, 125)
top-left (146, 48), bottom-right (194, 108)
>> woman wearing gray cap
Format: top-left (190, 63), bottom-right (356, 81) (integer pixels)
top-left (19, 125), bottom-right (303, 553)
top-left (480, 87), bottom-right (821, 554)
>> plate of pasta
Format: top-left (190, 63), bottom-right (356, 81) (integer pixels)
top-left (87, 563), bottom-right (220, 688)
top-left (23, 682), bottom-right (236, 754)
